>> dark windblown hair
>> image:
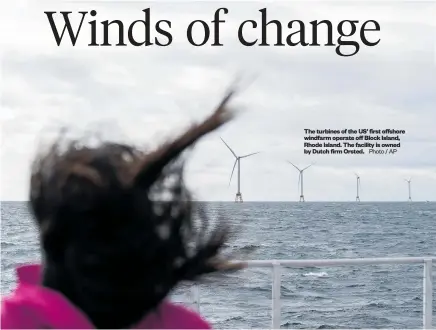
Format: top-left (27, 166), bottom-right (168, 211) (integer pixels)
top-left (29, 90), bottom-right (244, 329)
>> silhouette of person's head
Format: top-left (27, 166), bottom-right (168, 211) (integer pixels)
top-left (29, 90), bottom-right (243, 329)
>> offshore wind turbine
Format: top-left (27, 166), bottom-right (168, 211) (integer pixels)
top-left (405, 178), bottom-right (412, 201)
top-left (288, 162), bottom-right (313, 202)
top-left (221, 137), bottom-right (260, 203)
top-left (355, 173), bottom-right (361, 202)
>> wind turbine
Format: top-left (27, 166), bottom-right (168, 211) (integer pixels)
top-left (287, 162), bottom-right (313, 202)
top-left (221, 137), bottom-right (260, 203)
top-left (355, 173), bottom-right (361, 202)
top-left (405, 178), bottom-right (412, 201)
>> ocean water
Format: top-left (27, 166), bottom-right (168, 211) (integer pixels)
top-left (1, 201), bottom-right (435, 329)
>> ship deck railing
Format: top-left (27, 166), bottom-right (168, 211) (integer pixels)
top-left (186, 256), bottom-right (434, 329)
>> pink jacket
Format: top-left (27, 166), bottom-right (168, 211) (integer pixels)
top-left (1, 264), bottom-right (211, 329)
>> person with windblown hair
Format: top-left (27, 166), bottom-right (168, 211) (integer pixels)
top-left (1, 90), bottom-right (245, 329)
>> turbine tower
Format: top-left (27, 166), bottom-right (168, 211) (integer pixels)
top-left (221, 137), bottom-right (260, 203)
top-left (405, 178), bottom-right (412, 201)
top-left (355, 173), bottom-right (361, 202)
top-left (288, 161), bottom-right (312, 202)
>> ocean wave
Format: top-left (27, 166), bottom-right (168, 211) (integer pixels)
top-left (0, 242), bottom-right (16, 248)
top-left (345, 283), bottom-right (365, 288)
top-left (366, 302), bottom-right (389, 308)
top-left (317, 324), bottom-right (339, 329)
top-left (223, 315), bottom-right (244, 322)
top-left (303, 272), bottom-right (328, 278)
top-left (282, 321), bottom-right (303, 327)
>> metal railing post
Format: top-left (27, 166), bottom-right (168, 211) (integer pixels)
top-left (271, 261), bottom-right (282, 329)
top-left (423, 259), bottom-right (433, 329)
top-left (190, 284), bottom-right (200, 312)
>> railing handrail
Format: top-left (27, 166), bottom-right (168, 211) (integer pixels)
top-left (189, 256), bottom-right (434, 329)
top-left (232, 256), bottom-right (436, 267)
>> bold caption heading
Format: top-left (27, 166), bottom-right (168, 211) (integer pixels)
top-left (45, 8), bottom-right (381, 57)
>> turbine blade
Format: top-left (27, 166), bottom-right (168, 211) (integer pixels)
top-left (302, 164), bottom-right (312, 171)
top-left (287, 161), bottom-right (301, 171)
top-left (220, 137), bottom-right (237, 158)
top-left (240, 151), bottom-right (260, 158)
top-left (229, 159), bottom-right (237, 186)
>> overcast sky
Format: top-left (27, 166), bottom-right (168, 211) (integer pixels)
top-left (1, 0), bottom-right (436, 202)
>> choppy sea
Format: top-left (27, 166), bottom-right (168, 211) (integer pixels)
top-left (1, 201), bottom-right (435, 329)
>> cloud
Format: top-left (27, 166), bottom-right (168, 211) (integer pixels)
top-left (1, 0), bottom-right (436, 201)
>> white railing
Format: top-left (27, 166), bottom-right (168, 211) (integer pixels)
top-left (189, 257), bottom-right (435, 329)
